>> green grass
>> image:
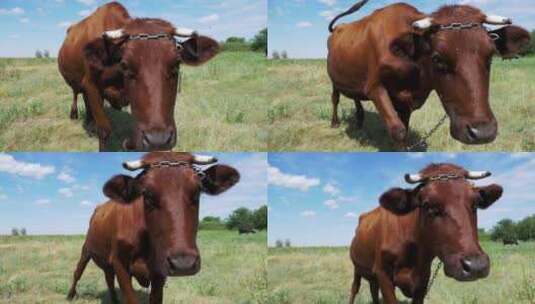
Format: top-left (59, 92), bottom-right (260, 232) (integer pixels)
top-left (267, 57), bottom-right (535, 151)
top-left (267, 241), bottom-right (535, 304)
top-left (0, 52), bottom-right (268, 151)
top-left (0, 230), bottom-right (267, 304)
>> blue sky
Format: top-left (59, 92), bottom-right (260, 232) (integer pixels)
top-left (0, 0), bottom-right (266, 57)
top-left (268, 152), bottom-right (535, 247)
top-left (0, 152), bottom-right (267, 235)
top-left (269, 0), bottom-right (535, 58)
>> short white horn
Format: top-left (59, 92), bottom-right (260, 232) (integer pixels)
top-left (193, 155), bottom-right (218, 165)
top-left (103, 29), bottom-right (126, 39)
top-left (412, 17), bottom-right (434, 30)
top-left (484, 15), bottom-right (512, 25)
top-left (123, 160), bottom-right (144, 171)
top-left (466, 171), bottom-right (491, 179)
top-left (405, 173), bottom-right (424, 184)
top-left (175, 27), bottom-right (196, 37)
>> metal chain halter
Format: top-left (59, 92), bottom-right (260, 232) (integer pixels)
top-left (439, 22), bottom-right (483, 31)
top-left (427, 173), bottom-right (462, 182)
top-left (425, 260), bottom-right (443, 299)
top-left (406, 114), bottom-right (448, 152)
top-left (148, 160), bottom-right (206, 180)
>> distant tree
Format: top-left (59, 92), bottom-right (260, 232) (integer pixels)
top-left (221, 36), bottom-right (251, 52)
top-left (20, 228), bottom-right (27, 236)
top-left (491, 218), bottom-right (516, 241)
top-left (284, 239), bottom-right (291, 247)
top-left (253, 205), bottom-right (267, 230)
top-left (225, 207), bottom-right (254, 230)
top-left (35, 50), bottom-right (43, 58)
top-left (281, 50), bottom-right (288, 59)
top-left (11, 228), bottom-right (19, 236)
top-left (251, 28), bottom-right (267, 55)
top-left (199, 216), bottom-right (225, 230)
top-left (272, 51), bottom-right (280, 60)
top-left (515, 215), bottom-right (535, 241)
top-left (43, 50), bottom-right (50, 58)
top-left (275, 239), bottom-right (283, 248)
top-left (521, 30), bottom-right (535, 56)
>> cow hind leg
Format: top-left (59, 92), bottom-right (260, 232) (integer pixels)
top-left (67, 244), bottom-right (91, 300)
top-left (348, 270), bottom-right (361, 304)
top-left (370, 279), bottom-right (380, 304)
top-left (104, 269), bottom-right (119, 303)
top-left (353, 99), bottom-right (364, 129)
top-left (331, 87), bottom-right (341, 128)
top-left (70, 91), bottom-right (79, 120)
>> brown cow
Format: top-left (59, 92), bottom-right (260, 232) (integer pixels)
top-left (58, 2), bottom-right (219, 151)
top-left (349, 163), bottom-right (503, 304)
top-left (67, 152), bottom-right (240, 304)
top-left (328, 1), bottom-right (530, 149)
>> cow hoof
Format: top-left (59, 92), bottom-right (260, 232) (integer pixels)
top-left (66, 291), bottom-right (76, 301)
top-left (390, 125), bottom-right (407, 143)
top-left (331, 121), bottom-right (341, 128)
top-left (70, 111), bottom-right (78, 120)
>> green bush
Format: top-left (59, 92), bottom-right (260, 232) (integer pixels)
top-left (199, 216), bottom-right (226, 230)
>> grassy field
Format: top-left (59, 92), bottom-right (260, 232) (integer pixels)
top-left (267, 241), bottom-right (535, 304)
top-left (267, 57), bottom-right (535, 151)
top-left (0, 52), bottom-right (268, 151)
top-left (0, 230), bottom-right (267, 304)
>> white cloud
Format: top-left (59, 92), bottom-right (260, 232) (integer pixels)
top-left (297, 21), bottom-right (312, 28)
top-left (318, 0), bottom-right (337, 6)
top-left (35, 199), bottom-right (51, 205)
top-left (199, 14), bottom-right (219, 24)
top-left (324, 199), bottom-right (339, 209)
top-left (323, 182), bottom-right (340, 196)
top-left (80, 200), bottom-right (93, 207)
top-left (0, 7), bottom-right (25, 15)
top-left (301, 210), bottom-right (316, 217)
top-left (345, 212), bottom-right (358, 218)
top-left (57, 170), bottom-right (75, 184)
top-left (19, 18), bottom-right (29, 23)
top-left (58, 188), bottom-right (73, 198)
top-left (406, 152), bottom-right (425, 159)
top-left (8, 34), bottom-right (19, 39)
top-left (76, 0), bottom-right (96, 6)
top-left (78, 9), bottom-right (92, 17)
top-left (0, 154), bottom-right (55, 179)
top-left (57, 21), bottom-right (72, 28)
top-left (268, 165), bottom-right (320, 192)
top-left (0, 194), bottom-right (7, 200)
top-left (320, 9), bottom-right (338, 21)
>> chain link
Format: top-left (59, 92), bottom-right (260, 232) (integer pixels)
top-left (128, 33), bottom-right (172, 41)
top-left (148, 160), bottom-right (207, 180)
top-left (440, 22), bottom-right (482, 31)
top-left (428, 173), bottom-right (462, 181)
top-left (406, 114), bottom-right (448, 151)
top-left (425, 260), bottom-right (443, 299)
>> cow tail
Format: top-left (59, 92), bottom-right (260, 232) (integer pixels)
top-left (328, 0), bottom-right (370, 33)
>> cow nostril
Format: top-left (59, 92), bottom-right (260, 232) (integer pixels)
top-left (467, 126), bottom-right (479, 140)
top-left (142, 132), bottom-right (150, 147)
top-left (461, 258), bottom-right (472, 274)
top-left (166, 130), bottom-right (174, 145)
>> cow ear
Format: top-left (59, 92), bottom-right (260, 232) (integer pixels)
top-left (476, 184), bottom-right (503, 209)
top-left (84, 36), bottom-right (126, 72)
top-left (490, 26), bottom-right (530, 59)
top-left (379, 188), bottom-right (416, 215)
top-left (201, 165), bottom-right (240, 195)
top-left (103, 175), bottom-right (140, 203)
top-left (179, 35), bottom-right (219, 66)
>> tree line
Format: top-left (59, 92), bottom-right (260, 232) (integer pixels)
top-left (220, 28), bottom-right (267, 55)
top-left (489, 214), bottom-right (535, 242)
top-left (200, 205), bottom-right (267, 232)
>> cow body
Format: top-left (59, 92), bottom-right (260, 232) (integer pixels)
top-left (328, 2), bottom-right (530, 148)
top-left (348, 163), bottom-right (503, 304)
top-left (67, 153), bottom-right (240, 304)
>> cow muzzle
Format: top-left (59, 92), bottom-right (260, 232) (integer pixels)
top-left (444, 254), bottom-right (490, 281)
top-left (451, 118), bottom-right (497, 145)
top-left (141, 128), bottom-right (176, 151)
top-left (167, 253), bottom-right (200, 276)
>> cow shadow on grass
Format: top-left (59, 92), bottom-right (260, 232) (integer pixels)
top-left (342, 110), bottom-right (427, 152)
top-left (81, 106), bottom-right (134, 152)
top-left (96, 289), bottom-right (150, 303)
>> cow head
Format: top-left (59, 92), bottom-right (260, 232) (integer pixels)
top-left (84, 19), bottom-right (219, 151)
top-left (399, 6), bottom-right (529, 144)
top-left (380, 163), bottom-right (503, 281)
top-left (103, 152), bottom-right (239, 277)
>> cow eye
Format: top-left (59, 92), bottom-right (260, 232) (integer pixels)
top-left (423, 204), bottom-right (444, 217)
top-left (143, 191), bottom-right (159, 211)
top-left (432, 54), bottom-right (451, 73)
top-left (120, 61), bottom-right (136, 79)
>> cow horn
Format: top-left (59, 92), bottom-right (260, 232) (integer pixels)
top-left (466, 171), bottom-right (491, 179)
top-left (174, 27), bottom-right (196, 37)
top-left (405, 174), bottom-right (424, 184)
top-left (412, 17), bottom-right (434, 30)
top-left (192, 155), bottom-right (218, 165)
top-left (123, 160), bottom-right (145, 171)
top-left (484, 15), bottom-right (512, 25)
top-left (103, 29), bottom-right (126, 39)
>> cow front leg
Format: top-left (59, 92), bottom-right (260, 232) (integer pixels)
top-left (331, 87), bottom-right (341, 128)
top-left (70, 91), bottom-right (79, 120)
top-left (82, 80), bottom-right (112, 151)
top-left (376, 271), bottom-right (398, 304)
top-left (104, 269), bottom-right (119, 303)
top-left (149, 275), bottom-right (166, 304)
top-left (111, 258), bottom-right (138, 304)
top-left (369, 87), bottom-right (407, 146)
top-left (353, 99), bottom-right (364, 129)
